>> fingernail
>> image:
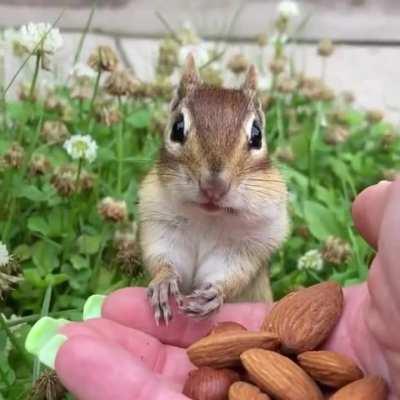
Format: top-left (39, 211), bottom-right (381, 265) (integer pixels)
top-left (83, 294), bottom-right (106, 320)
top-left (38, 334), bottom-right (67, 369)
top-left (25, 317), bottom-right (69, 356)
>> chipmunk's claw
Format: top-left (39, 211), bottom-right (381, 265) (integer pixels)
top-left (182, 283), bottom-right (223, 318)
top-left (147, 275), bottom-right (182, 325)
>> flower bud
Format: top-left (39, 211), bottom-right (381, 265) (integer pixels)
top-left (256, 33), bottom-right (268, 47)
top-left (104, 69), bottom-right (140, 97)
top-left (18, 82), bottom-right (37, 102)
top-left (80, 170), bottom-right (95, 192)
top-left (200, 66), bottom-right (223, 87)
top-left (382, 169), bottom-right (400, 181)
top-left (29, 155), bottom-right (52, 176)
top-left (4, 143), bottom-right (24, 168)
top-left (269, 57), bottom-right (286, 75)
top-left (227, 54), bottom-right (249, 75)
top-left (87, 45), bottom-right (119, 72)
top-left (380, 131), bottom-right (398, 150)
top-left (95, 100), bottom-right (121, 126)
top-left (366, 109), bottom-right (384, 124)
top-left (325, 126), bottom-right (350, 145)
top-left (321, 236), bottom-right (351, 265)
top-left (41, 121), bottom-right (70, 145)
top-left (317, 39), bottom-right (335, 57)
top-left (114, 222), bottom-right (140, 275)
top-left (98, 197), bottom-right (128, 223)
top-left (70, 77), bottom-right (93, 100)
top-left (29, 370), bottom-right (66, 400)
top-left (51, 166), bottom-right (76, 197)
top-left (156, 37), bottom-right (179, 77)
top-left (277, 77), bottom-right (297, 94)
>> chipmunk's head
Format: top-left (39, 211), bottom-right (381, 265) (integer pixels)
top-left (158, 54), bottom-right (285, 216)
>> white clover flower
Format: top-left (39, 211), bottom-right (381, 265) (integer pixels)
top-left (179, 43), bottom-right (210, 67)
top-left (63, 134), bottom-right (97, 163)
top-left (17, 22), bottom-right (63, 54)
top-left (69, 62), bottom-right (96, 80)
top-left (0, 242), bottom-right (11, 267)
top-left (277, 0), bottom-right (300, 18)
top-left (297, 249), bottom-right (324, 272)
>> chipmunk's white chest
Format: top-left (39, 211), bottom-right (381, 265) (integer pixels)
top-left (161, 206), bottom-right (270, 293)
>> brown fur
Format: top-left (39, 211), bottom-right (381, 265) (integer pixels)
top-left (139, 57), bottom-right (288, 311)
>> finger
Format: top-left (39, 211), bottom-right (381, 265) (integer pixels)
top-left (354, 179), bottom-right (400, 395)
top-left (377, 178), bottom-right (400, 291)
top-left (367, 178), bottom-right (400, 340)
top-left (99, 287), bottom-right (268, 347)
top-left (56, 335), bottom-right (188, 400)
top-left (60, 318), bottom-right (193, 383)
top-left (352, 180), bottom-right (391, 248)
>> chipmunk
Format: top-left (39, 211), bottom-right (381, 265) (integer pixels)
top-left (138, 55), bottom-right (289, 324)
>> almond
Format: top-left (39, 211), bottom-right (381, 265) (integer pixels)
top-left (241, 349), bottom-right (323, 400)
top-left (183, 367), bottom-right (240, 400)
top-left (208, 321), bottom-right (247, 336)
top-left (330, 376), bottom-right (388, 400)
top-left (187, 331), bottom-right (280, 368)
top-left (297, 350), bottom-right (364, 388)
top-left (229, 381), bottom-right (271, 400)
top-left (261, 281), bottom-right (343, 354)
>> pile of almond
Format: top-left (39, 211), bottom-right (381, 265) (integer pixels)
top-left (183, 282), bottom-right (388, 400)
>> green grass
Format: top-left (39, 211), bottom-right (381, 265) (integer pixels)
top-left (0, 18), bottom-right (399, 400)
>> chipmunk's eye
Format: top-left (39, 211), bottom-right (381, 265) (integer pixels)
top-left (171, 113), bottom-right (186, 144)
top-left (249, 119), bottom-right (262, 150)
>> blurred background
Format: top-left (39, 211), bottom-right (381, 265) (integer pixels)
top-left (1, 0), bottom-right (399, 121)
top-left (1, 4), bottom-right (400, 398)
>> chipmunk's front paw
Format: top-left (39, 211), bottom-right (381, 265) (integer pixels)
top-left (147, 274), bottom-right (182, 325)
top-left (182, 283), bottom-right (223, 318)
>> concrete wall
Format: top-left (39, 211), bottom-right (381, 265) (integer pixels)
top-left (1, 0), bottom-right (400, 122)
top-left (1, 0), bottom-right (400, 41)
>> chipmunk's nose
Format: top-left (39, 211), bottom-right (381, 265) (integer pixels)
top-left (199, 173), bottom-right (231, 202)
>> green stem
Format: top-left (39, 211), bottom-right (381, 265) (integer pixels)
top-left (2, 197), bottom-right (16, 241)
top-left (78, 98), bottom-right (84, 123)
top-left (117, 96), bottom-right (124, 194)
top-left (74, 0), bottom-right (98, 64)
top-left (276, 98), bottom-right (285, 145)
top-left (0, 30), bottom-right (6, 134)
top-left (29, 54), bottom-right (41, 101)
top-left (90, 224), bottom-right (109, 292)
top-left (321, 58), bottom-right (327, 82)
top-left (89, 68), bottom-right (102, 114)
top-left (33, 285), bottom-right (52, 381)
top-left (5, 310), bottom-right (78, 328)
top-left (0, 314), bottom-right (31, 367)
top-left (308, 102), bottom-right (323, 194)
top-left (75, 158), bottom-right (83, 191)
top-left (0, 90), bottom-right (6, 134)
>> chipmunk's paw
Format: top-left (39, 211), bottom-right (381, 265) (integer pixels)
top-left (182, 283), bottom-right (223, 318)
top-left (147, 274), bottom-right (182, 325)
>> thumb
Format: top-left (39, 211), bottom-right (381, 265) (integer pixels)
top-left (352, 181), bottom-right (391, 248)
top-left (56, 335), bottom-right (188, 400)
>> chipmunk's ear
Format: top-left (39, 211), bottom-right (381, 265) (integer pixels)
top-left (178, 53), bottom-right (200, 98)
top-left (241, 65), bottom-right (258, 94)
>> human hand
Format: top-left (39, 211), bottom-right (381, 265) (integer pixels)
top-left (25, 179), bottom-right (400, 399)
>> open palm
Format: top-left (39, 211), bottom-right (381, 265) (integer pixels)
top-left (53, 180), bottom-right (400, 400)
